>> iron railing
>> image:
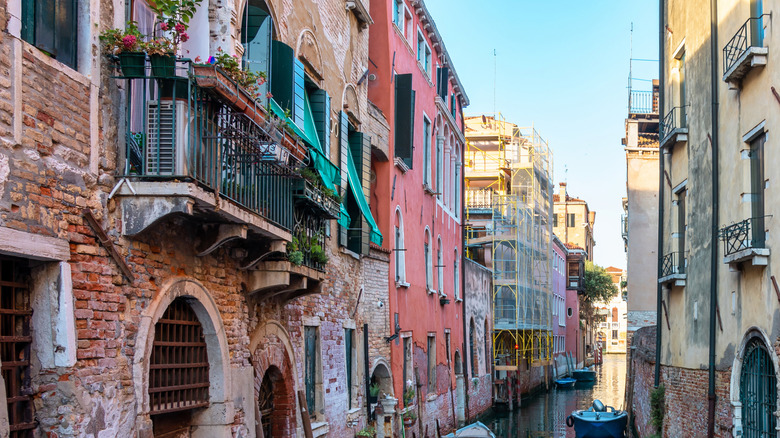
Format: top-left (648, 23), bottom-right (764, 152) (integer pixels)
top-left (629, 90), bottom-right (658, 114)
top-left (621, 214), bottom-right (628, 242)
top-left (119, 60), bottom-right (296, 231)
top-left (660, 251), bottom-right (686, 278)
top-left (661, 106), bottom-right (687, 139)
top-left (293, 208), bottom-right (327, 271)
top-left (723, 16), bottom-right (767, 75)
top-left (719, 216), bottom-right (769, 257)
top-left (466, 189), bottom-right (496, 210)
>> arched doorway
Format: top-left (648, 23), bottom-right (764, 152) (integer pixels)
top-left (257, 366), bottom-right (292, 437)
top-left (740, 337), bottom-right (777, 437)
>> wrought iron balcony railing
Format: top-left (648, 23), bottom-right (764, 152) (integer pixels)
top-left (723, 16), bottom-right (766, 76)
top-left (719, 216), bottom-right (768, 257)
top-left (661, 106), bottom-right (687, 140)
top-left (629, 90), bottom-right (658, 115)
top-left (120, 60), bottom-right (299, 231)
top-left (292, 179), bottom-right (340, 220)
top-left (660, 251), bottom-right (686, 278)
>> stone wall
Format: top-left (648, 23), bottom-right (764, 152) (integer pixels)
top-left (464, 259), bottom-right (492, 418)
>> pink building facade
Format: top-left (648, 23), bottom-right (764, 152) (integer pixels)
top-left (552, 236), bottom-right (568, 373)
top-left (368, 0), bottom-right (470, 431)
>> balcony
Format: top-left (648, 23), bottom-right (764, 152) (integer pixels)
top-left (719, 217), bottom-right (770, 268)
top-left (658, 252), bottom-right (686, 287)
top-left (723, 16), bottom-right (768, 85)
top-left (466, 189), bottom-right (496, 212)
top-left (660, 106), bottom-right (688, 150)
top-left (629, 90), bottom-right (658, 115)
top-left (112, 60), bottom-right (332, 292)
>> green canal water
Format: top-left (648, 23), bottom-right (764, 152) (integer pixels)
top-left (479, 354), bottom-right (627, 437)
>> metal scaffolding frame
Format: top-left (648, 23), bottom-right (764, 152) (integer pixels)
top-left (465, 115), bottom-right (553, 369)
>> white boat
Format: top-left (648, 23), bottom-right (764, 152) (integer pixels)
top-left (442, 421), bottom-right (496, 438)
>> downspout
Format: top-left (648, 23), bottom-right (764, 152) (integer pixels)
top-left (460, 121), bottom-right (470, 424)
top-left (654, 0), bottom-right (666, 388)
top-left (707, 0), bottom-right (720, 434)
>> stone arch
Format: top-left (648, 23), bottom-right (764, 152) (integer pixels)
top-left (132, 277), bottom-right (232, 435)
top-left (370, 358), bottom-right (394, 398)
top-left (730, 327), bottom-right (780, 435)
top-left (249, 320), bottom-right (300, 437)
top-left (454, 350), bottom-right (463, 375)
top-left (343, 84), bottom-right (361, 126)
top-left (296, 29), bottom-right (323, 81)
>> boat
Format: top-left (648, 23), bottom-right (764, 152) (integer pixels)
top-left (572, 367), bottom-right (597, 382)
top-left (555, 377), bottom-right (577, 389)
top-left (443, 421), bottom-right (496, 437)
top-left (566, 400), bottom-right (628, 438)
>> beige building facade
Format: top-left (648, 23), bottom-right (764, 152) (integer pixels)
top-left (553, 182), bottom-right (595, 260)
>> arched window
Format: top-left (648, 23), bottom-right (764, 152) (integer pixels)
top-left (437, 236), bottom-right (443, 295)
top-left (425, 228), bottom-right (433, 292)
top-left (740, 337), bottom-right (777, 436)
top-left (453, 143), bottom-right (461, 218)
top-left (484, 319), bottom-right (490, 376)
top-left (612, 307), bottom-right (618, 323)
top-left (469, 318), bottom-right (477, 377)
top-left (453, 248), bottom-right (459, 300)
top-left (436, 135), bottom-right (443, 201)
top-left (241, 0), bottom-right (273, 104)
top-left (395, 208), bottom-right (406, 284)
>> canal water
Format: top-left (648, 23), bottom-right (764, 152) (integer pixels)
top-left (480, 354), bottom-right (627, 437)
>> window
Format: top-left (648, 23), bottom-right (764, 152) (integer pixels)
top-left (445, 330), bottom-right (451, 365)
top-left (21, 0), bottom-right (78, 69)
top-left (427, 334), bottom-right (436, 394)
top-left (612, 329), bottom-right (618, 339)
top-left (553, 214), bottom-right (558, 228)
top-left (567, 213), bottom-right (576, 228)
top-left (403, 335), bottom-right (413, 405)
top-left (436, 135), bottom-right (443, 198)
top-left (394, 74), bottom-right (415, 168)
top-left (469, 319), bottom-right (477, 377)
top-left (304, 326), bottom-right (320, 416)
top-left (567, 307), bottom-right (573, 318)
top-left (345, 328), bottom-right (355, 409)
top-left (453, 144), bottom-right (461, 217)
top-left (676, 188), bottom-right (687, 263)
top-left (149, 298), bottom-right (210, 418)
top-left (423, 116), bottom-right (432, 187)
top-left (453, 249), bottom-right (459, 300)
top-left (242, 0), bottom-right (273, 106)
top-left (392, 0), bottom-right (401, 27)
top-left (425, 229), bottom-right (433, 292)
top-left (612, 307), bottom-right (618, 323)
top-left (0, 257), bottom-right (34, 436)
top-left (395, 208), bottom-right (407, 284)
top-left (437, 237), bottom-right (443, 295)
top-left (338, 111), bottom-right (376, 255)
top-left (484, 320), bottom-right (490, 375)
top-left (750, 133), bottom-right (766, 247)
top-left (740, 337), bottom-right (777, 436)
top-left (417, 30), bottom-right (431, 75)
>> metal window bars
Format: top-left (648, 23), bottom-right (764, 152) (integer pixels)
top-left (660, 106), bottom-right (687, 140)
top-left (723, 15), bottom-right (768, 75)
top-left (740, 337), bottom-right (777, 437)
top-left (660, 251), bottom-right (687, 278)
top-left (719, 216), bottom-right (771, 257)
top-left (0, 257), bottom-right (34, 438)
top-left (149, 297), bottom-right (210, 416)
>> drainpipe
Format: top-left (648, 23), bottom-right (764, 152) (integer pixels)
top-left (707, 0), bottom-right (720, 434)
top-left (654, 0), bottom-right (666, 389)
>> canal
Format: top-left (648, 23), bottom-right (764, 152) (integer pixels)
top-left (480, 354), bottom-right (627, 437)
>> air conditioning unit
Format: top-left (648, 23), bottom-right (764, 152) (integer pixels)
top-left (146, 100), bottom-right (194, 175)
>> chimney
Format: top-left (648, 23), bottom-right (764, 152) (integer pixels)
top-left (559, 182), bottom-right (567, 200)
top-left (588, 211), bottom-right (596, 227)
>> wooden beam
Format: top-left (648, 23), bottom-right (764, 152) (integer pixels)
top-left (661, 299), bottom-right (671, 330)
top-left (298, 390), bottom-right (313, 438)
top-left (82, 209), bottom-right (134, 283)
top-left (0, 226), bottom-right (70, 261)
top-left (771, 276), bottom-right (780, 305)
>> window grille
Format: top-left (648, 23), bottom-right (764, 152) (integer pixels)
top-left (0, 257), bottom-right (34, 438)
top-left (740, 337), bottom-right (777, 437)
top-left (149, 298), bottom-right (209, 415)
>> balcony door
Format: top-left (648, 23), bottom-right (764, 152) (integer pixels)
top-left (241, 1), bottom-right (272, 105)
top-left (750, 133), bottom-right (765, 248)
top-left (751, 0), bottom-right (764, 46)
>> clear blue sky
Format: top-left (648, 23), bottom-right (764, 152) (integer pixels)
top-left (426, 0), bottom-right (659, 270)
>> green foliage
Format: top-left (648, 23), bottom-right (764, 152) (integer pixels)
top-left (287, 250), bottom-right (303, 266)
top-left (208, 48), bottom-right (267, 98)
top-left (650, 385), bottom-right (665, 434)
top-left (99, 21), bottom-right (144, 54)
top-left (356, 426), bottom-right (375, 437)
top-left (580, 261), bottom-right (619, 324)
top-left (369, 382), bottom-right (381, 396)
top-left (402, 410), bottom-right (416, 421)
top-left (310, 245), bottom-right (329, 265)
top-left (403, 386), bottom-right (415, 405)
top-left (148, 0), bottom-right (203, 53)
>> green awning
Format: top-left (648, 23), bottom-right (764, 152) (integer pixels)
top-left (344, 147), bottom-right (382, 245)
top-left (338, 204), bottom-right (350, 229)
top-left (269, 98), bottom-right (339, 189)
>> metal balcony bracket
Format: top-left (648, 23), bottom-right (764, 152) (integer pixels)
top-left (245, 261), bottom-right (325, 300)
top-left (120, 195), bottom-right (194, 236)
top-left (196, 224), bottom-right (248, 257)
top-left (238, 240), bottom-right (287, 270)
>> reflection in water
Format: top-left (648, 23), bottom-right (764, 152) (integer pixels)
top-left (481, 354), bottom-right (627, 437)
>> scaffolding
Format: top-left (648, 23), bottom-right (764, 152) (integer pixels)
top-left (465, 115), bottom-right (553, 370)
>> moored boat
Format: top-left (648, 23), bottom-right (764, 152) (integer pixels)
top-left (555, 377), bottom-right (577, 389)
top-left (566, 400), bottom-right (627, 438)
top-left (572, 367), bottom-right (596, 382)
top-left (443, 421), bottom-right (496, 437)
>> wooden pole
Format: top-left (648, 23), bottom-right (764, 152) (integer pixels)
top-left (297, 390), bottom-right (314, 438)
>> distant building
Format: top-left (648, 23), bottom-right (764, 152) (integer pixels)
top-left (595, 267), bottom-right (627, 354)
top-left (553, 183), bottom-right (596, 260)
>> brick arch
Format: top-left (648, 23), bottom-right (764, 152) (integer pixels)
top-left (296, 29), bottom-right (323, 80)
top-left (342, 84), bottom-right (361, 126)
top-left (250, 320), bottom-right (299, 436)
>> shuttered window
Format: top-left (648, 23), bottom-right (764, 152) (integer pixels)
top-left (345, 328), bottom-right (354, 409)
top-left (271, 40), bottom-right (305, 126)
top-left (304, 326), bottom-right (318, 416)
top-left (436, 67), bottom-right (449, 101)
top-left (0, 257), bottom-right (34, 438)
top-left (394, 74), bottom-right (414, 168)
top-left (339, 111), bottom-right (378, 253)
top-left (310, 89), bottom-right (331, 158)
top-left (21, 0), bottom-right (78, 70)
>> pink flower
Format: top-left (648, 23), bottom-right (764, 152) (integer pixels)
top-left (258, 77), bottom-right (267, 85)
top-left (266, 92), bottom-right (273, 99)
top-left (175, 23), bottom-right (186, 33)
top-left (233, 54), bottom-right (240, 59)
top-left (160, 22), bottom-right (169, 31)
top-left (180, 32), bottom-right (189, 42)
top-left (122, 35), bottom-right (137, 49)
top-left (194, 56), bottom-right (202, 63)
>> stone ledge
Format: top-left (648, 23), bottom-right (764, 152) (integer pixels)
top-left (658, 273), bottom-right (686, 287)
top-left (660, 128), bottom-right (688, 150)
top-left (724, 247), bottom-right (770, 268)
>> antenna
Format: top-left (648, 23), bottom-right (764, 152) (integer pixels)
top-left (628, 22), bottom-right (634, 111)
top-left (493, 49), bottom-right (497, 119)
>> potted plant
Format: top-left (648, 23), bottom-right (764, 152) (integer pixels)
top-left (310, 244), bottom-right (329, 265)
top-left (147, 0), bottom-right (201, 77)
top-left (368, 382), bottom-right (381, 404)
top-left (403, 386), bottom-right (415, 407)
top-left (99, 22), bottom-right (146, 77)
top-left (206, 48), bottom-right (267, 99)
top-left (356, 426), bottom-right (376, 438)
top-left (286, 237), bottom-right (304, 266)
top-left (402, 410), bottom-right (417, 427)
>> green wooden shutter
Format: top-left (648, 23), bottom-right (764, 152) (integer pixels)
top-left (349, 131), bottom-right (372, 255)
top-left (437, 67), bottom-right (449, 100)
top-left (310, 89), bottom-right (331, 157)
top-left (34, 0), bottom-right (56, 55)
top-left (338, 111), bottom-right (350, 247)
top-left (394, 74), bottom-right (414, 168)
top-left (345, 328), bottom-right (353, 409)
top-left (304, 327), bottom-right (317, 414)
top-left (293, 59), bottom-right (305, 127)
top-left (21, 0), bottom-right (35, 43)
top-left (271, 41), bottom-right (295, 113)
top-left (55, 0), bottom-right (77, 69)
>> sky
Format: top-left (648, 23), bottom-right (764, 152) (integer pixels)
top-left (425, 0), bottom-right (660, 270)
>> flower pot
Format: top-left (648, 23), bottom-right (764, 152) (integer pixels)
top-left (159, 78), bottom-right (190, 100)
top-left (403, 417), bottom-right (416, 427)
top-left (150, 53), bottom-right (176, 78)
top-left (118, 52), bottom-right (146, 78)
